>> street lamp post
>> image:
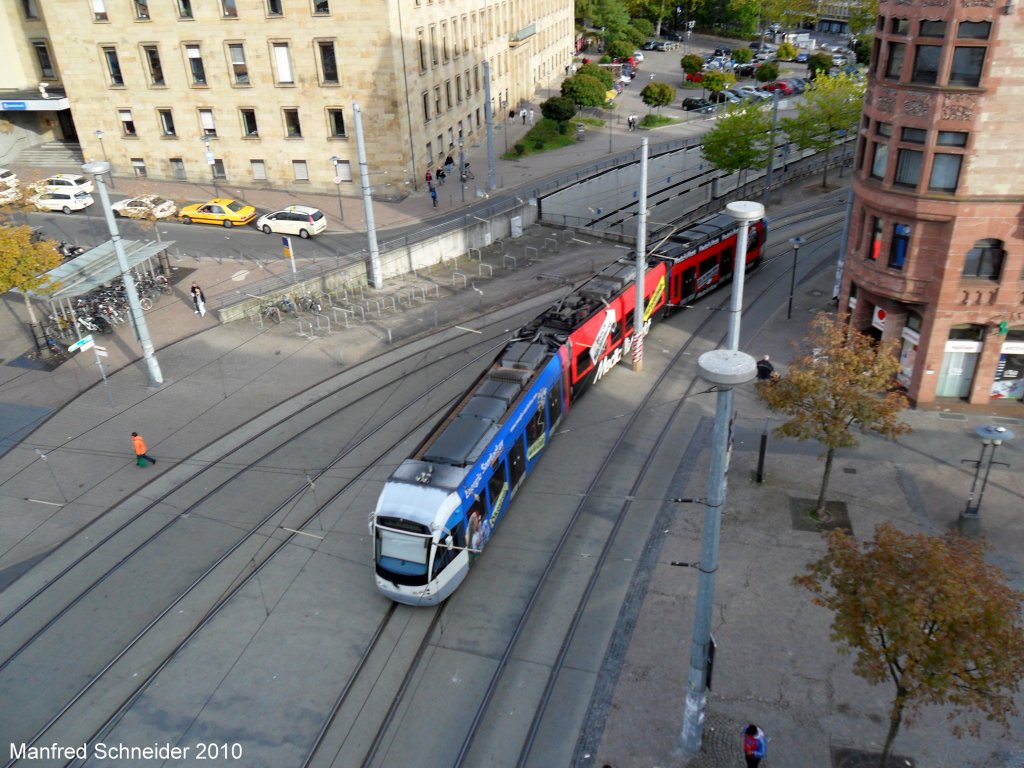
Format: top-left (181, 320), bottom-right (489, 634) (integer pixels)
top-left (82, 160), bottom-right (163, 387)
top-left (330, 155), bottom-right (345, 226)
top-left (94, 129), bottom-right (114, 189)
top-left (787, 236), bottom-right (806, 320)
top-left (457, 136), bottom-right (465, 203)
top-left (959, 425), bottom-right (1014, 534)
top-left (203, 137), bottom-right (219, 197)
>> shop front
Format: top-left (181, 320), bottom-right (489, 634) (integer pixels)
top-left (990, 329), bottom-right (1024, 401)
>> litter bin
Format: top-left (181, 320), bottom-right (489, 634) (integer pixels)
top-left (575, 123), bottom-right (585, 141)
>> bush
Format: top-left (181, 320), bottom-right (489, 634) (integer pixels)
top-left (607, 39), bottom-right (633, 59)
top-left (681, 53), bottom-right (704, 75)
top-left (561, 73), bottom-right (609, 107)
top-left (513, 143), bottom-right (525, 156)
top-left (631, 18), bottom-right (654, 37)
top-left (732, 47), bottom-right (754, 64)
top-left (558, 121), bottom-right (569, 135)
top-left (542, 96), bottom-right (577, 124)
top-left (808, 52), bottom-right (833, 80)
top-left (755, 61), bottom-right (779, 82)
top-left (777, 42), bottom-right (799, 61)
top-left (578, 62), bottom-right (614, 89)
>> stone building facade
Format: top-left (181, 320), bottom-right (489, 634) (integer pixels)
top-left (3, 0), bottom-right (574, 197)
top-left (840, 0), bottom-right (1024, 406)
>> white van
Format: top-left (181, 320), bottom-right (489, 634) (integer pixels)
top-left (31, 190), bottom-right (94, 214)
top-left (256, 205), bottom-right (327, 238)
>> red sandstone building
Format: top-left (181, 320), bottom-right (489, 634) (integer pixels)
top-left (840, 0), bottom-right (1023, 406)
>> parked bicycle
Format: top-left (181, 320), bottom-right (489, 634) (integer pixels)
top-left (298, 294), bottom-right (323, 313)
top-left (261, 303), bottom-right (282, 324)
top-left (460, 162), bottom-right (475, 182)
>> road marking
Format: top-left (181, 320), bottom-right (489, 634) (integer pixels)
top-left (231, 270), bottom-right (250, 282)
top-left (281, 527), bottom-right (324, 540)
top-left (455, 325), bottom-right (482, 334)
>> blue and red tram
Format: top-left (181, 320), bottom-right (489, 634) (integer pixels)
top-left (370, 212), bottom-right (766, 605)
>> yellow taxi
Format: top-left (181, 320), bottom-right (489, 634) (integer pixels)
top-left (178, 198), bottom-right (257, 228)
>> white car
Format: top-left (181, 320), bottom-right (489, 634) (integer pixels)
top-left (0, 186), bottom-right (20, 205)
top-left (111, 194), bottom-right (178, 219)
top-left (31, 190), bottom-right (94, 214)
top-left (0, 168), bottom-right (18, 188)
top-left (255, 205), bottom-right (327, 239)
top-left (41, 173), bottom-right (94, 195)
top-left (632, 50), bottom-right (645, 63)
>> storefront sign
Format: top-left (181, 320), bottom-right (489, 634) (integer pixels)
top-left (901, 327), bottom-right (920, 345)
top-left (944, 339), bottom-right (982, 353)
top-left (871, 306), bottom-right (886, 331)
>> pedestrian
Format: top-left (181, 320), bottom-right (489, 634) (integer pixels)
top-left (743, 724), bottom-right (767, 767)
top-left (528, 108), bottom-right (535, 125)
top-left (430, 186), bottom-right (438, 207)
top-left (425, 168), bottom-right (432, 186)
top-left (756, 355), bottom-right (775, 381)
top-left (444, 154), bottom-right (455, 175)
top-left (131, 432), bottom-right (156, 467)
top-left (520, 107), bottom-right (527, 124)
top-left (190, 281), bottom-right (206, 317)
top-left (508, 108), bottom-right (515, 123)
top-left (436, 167), bottom-right (446, 186)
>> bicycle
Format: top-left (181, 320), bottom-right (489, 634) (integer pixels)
top-left (261, 303), bottom-right (282, 324)
top-left (460, 162), bottom-right (475, 182)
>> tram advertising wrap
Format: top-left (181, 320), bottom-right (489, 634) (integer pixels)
top-left (370, 213), bottom-right (766, 605)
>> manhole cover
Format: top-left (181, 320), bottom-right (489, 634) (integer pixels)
top-left (808, 289), bottom-right (824, 297)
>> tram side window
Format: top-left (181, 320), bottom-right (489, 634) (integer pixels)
top-left (747, 226), bottom-right (760, 251)
top-left (508, 438), bottom-right (526, 487)
top-left (488, 463), bottom-right (509, 519)
top-left (432, 538), bottom-right (457, 577)
top-left (575, 347), bottom-right (591, 378)
top-left (547, 380), bottom-right (562, 424)
top-left (720, 246), bottom-right (735, 276)
top-left (699, 256), bottom-right (717, 279)
top-left (682, 266), bottom-right (696, 297)
top-left (467, 499), bottom-right (484, 550)
top-left (526, 403), bottom-right (546, 459)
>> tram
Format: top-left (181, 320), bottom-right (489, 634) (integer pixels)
top-left (370, 212), bottom-right (766, 605)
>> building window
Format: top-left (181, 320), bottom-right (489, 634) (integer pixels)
top-left (119, 109), bottom-right (136, 136)
top-left (456, 74), bottom-right (463, 103)
top-left (888, 224), bottom-right (910, 270)
top-left (929, 153), bottom-right (962, 192)
top-left (949, 47), bottom-right (985, 87)
top-left (133, 0), bottom-right (150, 20)
top-left (958, 21), bottom-right (991, 39)
top-left (22, 0), bottom-right (39, 18)
top-left (212, 159), bottom-right (226, 179)
top-left (267, 0), bottom-right (283, 14)
top-left (199, 108), bottom-right (216, 136)
top-left (335, 159), bottom-right (352, 181)
top-left (177, 0), bottom-right (193, 19)
top-left (963, 239), bottom-right (1004, 280)
top-left (240, 108), bottom-right (259, 136)
top-left (919, 20), bottom-right (946, 37)
top-left (422, 92), bottom-right (430, 122)
top-left (890, 17), bottom-right (908, 34)
top-left (92, 0), bottom-right (108, 21)
top-left (33, 42), bottom-right (55, 79)
top-left (158, 108), bottom-right (176, 136)
top-left (292, 160), bottom-right (309, 181)
top-left (143, 46), bottom-right (164, 86)
top-left (442, 22), bottom-right (450, 62)
top-left (327, 108), bottom-right (346, 137)
top-left (131, 158), bottom-right (147, 177)
top-left (283, 108), bottom-right (302, 137)
top-left (272, 42), bottom-right (294, 84)
top-left (901, 127), bottom-right (926, 143)
top-left (911, 45), bottom-right (941, 84)
top-left (103, 47), bottom-right (124, 86)
top-left (870, 142), bottom-right (888, 179)
top-left (445, 81), bottom-right (452, 110)
top-left (868, 215), bottom-right (883, 260)
top-left (434, 86), bottom-right (442, 115)
top-left (313, 0), bottom-right (330, 13)
top-left (318, 41), bottom-right (339, 84)
top-left (229, 44), bottom-right (249, 84)
top-left (251, 159), bottom-right (267, 180)
top-left (430, 25), bottom-right (439, 66)
top-left (417, 29), bottom-right (427, 72)
top-left (884, 43), bottom-right (905, 80)
top-left (937, 131), bottom-right (968, 147)
top-left (186, 45), bottom-right (206, 85)
top-left (893, 149), bottom-right (922, 187)
top-left (222, 0), bottom-right (238, 17)
top-left (170, 157), bottom-right (186, 179)
top-left (875, 121), bottom-right (892, 137)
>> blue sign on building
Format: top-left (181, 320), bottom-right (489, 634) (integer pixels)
top-left (2, 101), bottom-right (28, 110)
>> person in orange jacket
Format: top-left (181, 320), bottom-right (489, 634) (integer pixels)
top-left (132, 432), bottom-right (156, 467)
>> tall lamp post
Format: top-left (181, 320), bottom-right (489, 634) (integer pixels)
top-left (457, 136), bottom-right (466, 203)
top-left (82, 160), bottom-right (163, 387)
top-left (330, 155), bottom-right (345, 226)
top-left (203, 137), bottom-right (219, 197)
top-left (94, 129), bottom-right (114, 189)
top-left (786, 236), bottom-right (805, 319)
top-left (959, 425), bottom-right (1014, 535)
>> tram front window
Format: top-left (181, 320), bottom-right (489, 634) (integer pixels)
top-left (376, 527), bottom-right (430, 584)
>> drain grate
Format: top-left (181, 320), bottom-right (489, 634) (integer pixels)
top-left (993, 416), bottom-right (1021, 426)
top-left (842, 467), bottom-right (857, 474)
top-left (937, 412), bottom-right (968, 421)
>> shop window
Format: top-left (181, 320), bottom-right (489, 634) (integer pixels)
top-left (919, 20), bottom-right (946, 37)
top-left (888, 224), bottom-right (910, 270)
top-left (893, 149), bottom-right (922, 187)
top-left (911, 45), bottom-right (941, 84)
top-left (929, 154), bottom-right (962, 192)
top-left (949, 325), bottom-right (984, 341)
top-left (958, 21), bottom-right (991, 39)
top-left (962, 239), bottom-right (1004, 280)
top-left (949, 47), bottom-right (985, 87)
top-left (870, 142), bottom-right (888, 179)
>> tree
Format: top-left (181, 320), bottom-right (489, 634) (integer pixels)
top-left (561, 74), bottom-right (609, 108)
top-left (579, 62), bottom-right (615, 89)
top-left (847, 0), bottom-right (880, 35)
top-left (852, 33), bottom-right (873, 65)
top-left (795, 524), bottom-right (1024, 766)
top-left (680, 53), bottom-right (704, 76)
top-left (701, 101), bottom-right (773, 182)
top-left (630, 17), bottom-right (654, 37)
top-left (640, 81), bottom-right (675, 110)
top-left (781, 72), bottom-right (865, 187)
top-left (607, 38), bottom-right (634, 59)
top-left (541, 96), bottom-right (577, 123)
top-left (757, 312), bottom-right (909, 515)
top-left (807, 51), bottom-right (833, 80)
top-left (701, 70), bottom-right (735, 95)
top-left (755, 61), bottom-right (779, 82)
top-left (732, 47), bottom-right (754, 64)
top-left (592, 0), bottom-right (632, 40)
top-left (0, 222), bottom-right (62, 351)
top-left (776, 41), bottom-right (799, 61)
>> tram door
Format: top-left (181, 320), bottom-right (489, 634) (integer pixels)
top-left (508, 438), bottom-right (526, 492)
top-left (720, 245), bottom-right (735, 280)
top-left (681, 266), bottom-right (696, 300)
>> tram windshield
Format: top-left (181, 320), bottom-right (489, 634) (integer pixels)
top-left (376, 527), bottom-right (430, 577)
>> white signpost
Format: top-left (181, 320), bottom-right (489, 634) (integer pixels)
top-left (70, 334), bottom-right (113, 405)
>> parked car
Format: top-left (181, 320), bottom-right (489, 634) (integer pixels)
top-left (735, 85), bottom-right (770, 100)
top-left (632, 50), bottom-right (645, 63)
top-left (708, 90), bottom-right (740, 104)
top-left (655, 40), bottom-right (678, 51)
top-left (682, 97), bottom-right (715, 113)
top-left (0, 168), bottom-right (18, 188)
top-left (256, 205), bottom-right (327, 239)
top-left (749, 41), bottom-right (777, 52)
top-left (111, 194), bottom-right (178, 219)
top-left (713, 47), bottom-right (733, 57)
top-left (760, 80), bottom-right (796, 95)
top-left (686, 72), bottom-right (704, 83)
top-left (41, 173), bottom-right (94, 195)
top-left (0, 186), bottom-right (20, 205)
top-left (795, 51), bottom-right (810, 63)
top-left (31, 190), bottom-right (94, 214)
top-left (641, 40), bottom-right (659, 51)
top-left (735, 63), bottom-right (758, 78)
top-left (178, 198), bottom-right (257, 227)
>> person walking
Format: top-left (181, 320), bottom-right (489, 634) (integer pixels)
top-left (756, 355), bottom-right (775, 380)
top-left (190, 281), bottom-right (206, 317)
top-left (508, 108), bottom-right (516, 123)
top-left (520, 107), bottom-right (527, 124)
top-left (132, 432), bottom-right (156, 467)
top-left (743, 724), bottom-right (767, 767)
top-left (444, 154), bottom-right (455, 175)
top-left (425, 168), bottom-right (432, 186)
top-left (436, 167), bottom-right (446, 186)
top-left (528, 108), bottom-right (535, 125)
top-left (430, 186), bottom-right (438, 207)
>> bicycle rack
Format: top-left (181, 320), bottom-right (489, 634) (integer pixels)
top-left (560, 229), bottom-right (576, 244)
top-left (312, 314), bottom-right (332, 334)
top-left (544, 237), bottom-right (559, 253)
top-left (346, 303), bottom-right (366, 323)
top-left (248, 307), bottom-right (264, 329)
top-left (478, 263), bottom-right (493, 278)
top-left (453, 271), bottom-right (467, 288)
top-left (295, 319), bottom-right (317, 339)
top-left (468, 247), bottom-right (481, 261)
top-left (365, 298), bottom-right (382, 318)
top-left (331, 306), bottom-right (352, 328)
top-left (503, 254), bottom-right (518, 270)
top-left (381, 295), bottom-right (398, 313)
top-left (524, 245), bottom-right (539, 262)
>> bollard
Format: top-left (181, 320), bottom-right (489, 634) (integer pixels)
top-left (755, 417), bottom-right (770, 483)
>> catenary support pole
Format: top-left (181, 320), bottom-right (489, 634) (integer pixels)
top-left (632, 138), bottom-right (649, 372)
top-left (353, 104), bottom-right (382, 288)
top-left (483, 60), bottom-right (497, 192)
top-left (82, 160), bottom-right (162, 387)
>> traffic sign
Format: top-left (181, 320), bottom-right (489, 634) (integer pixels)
top-left (334, 176), bottom-right (343, 184)
top-left (68, 335), bottom-right (94, 351)
top-left (79, 339), bottom-right (95, 352)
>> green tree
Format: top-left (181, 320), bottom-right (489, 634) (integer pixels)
top-left (847, 0), bottom-right (879, 35)
top-left (623, 25), bottom-right (648, 46)
top-left (0, 222), bottom-right (62, 350)
top-left (807, 51), bottom-right (833, 80)
top-left (541, 96), bottom-right (577, 123)
top-left (680, 53), bottom-right (704, 75)
top-left (757, 312), bottom-right (909, 515)
top-left (781, 72), bottom-right (865, 187)
top-left (795, 524), bottom-right (1024, 767)
top-left (640, 81), bottom-right (676, 110)
top-left (593, 0), bottom-right (632, 40)
top-left (701, 101), bottom-right (773, 183)
top-left (776, 41), bottom-right (799, 61)
top-left (755, 61), bottom-right (779, 82)
top-left (607, 38), bottom-right (634, 59)
top-left (852, 33), bottom-right (873, 64)
top-left (732, 47), bottom-right (754, 64)
top-left (630, 16), bottom-right (654, 36)
top-left (579, 62), bottom-right (614, 89)
top-left (701, 70), bottom-right (736, 95)
top-left (561, 74), bottom-right (610, 108)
